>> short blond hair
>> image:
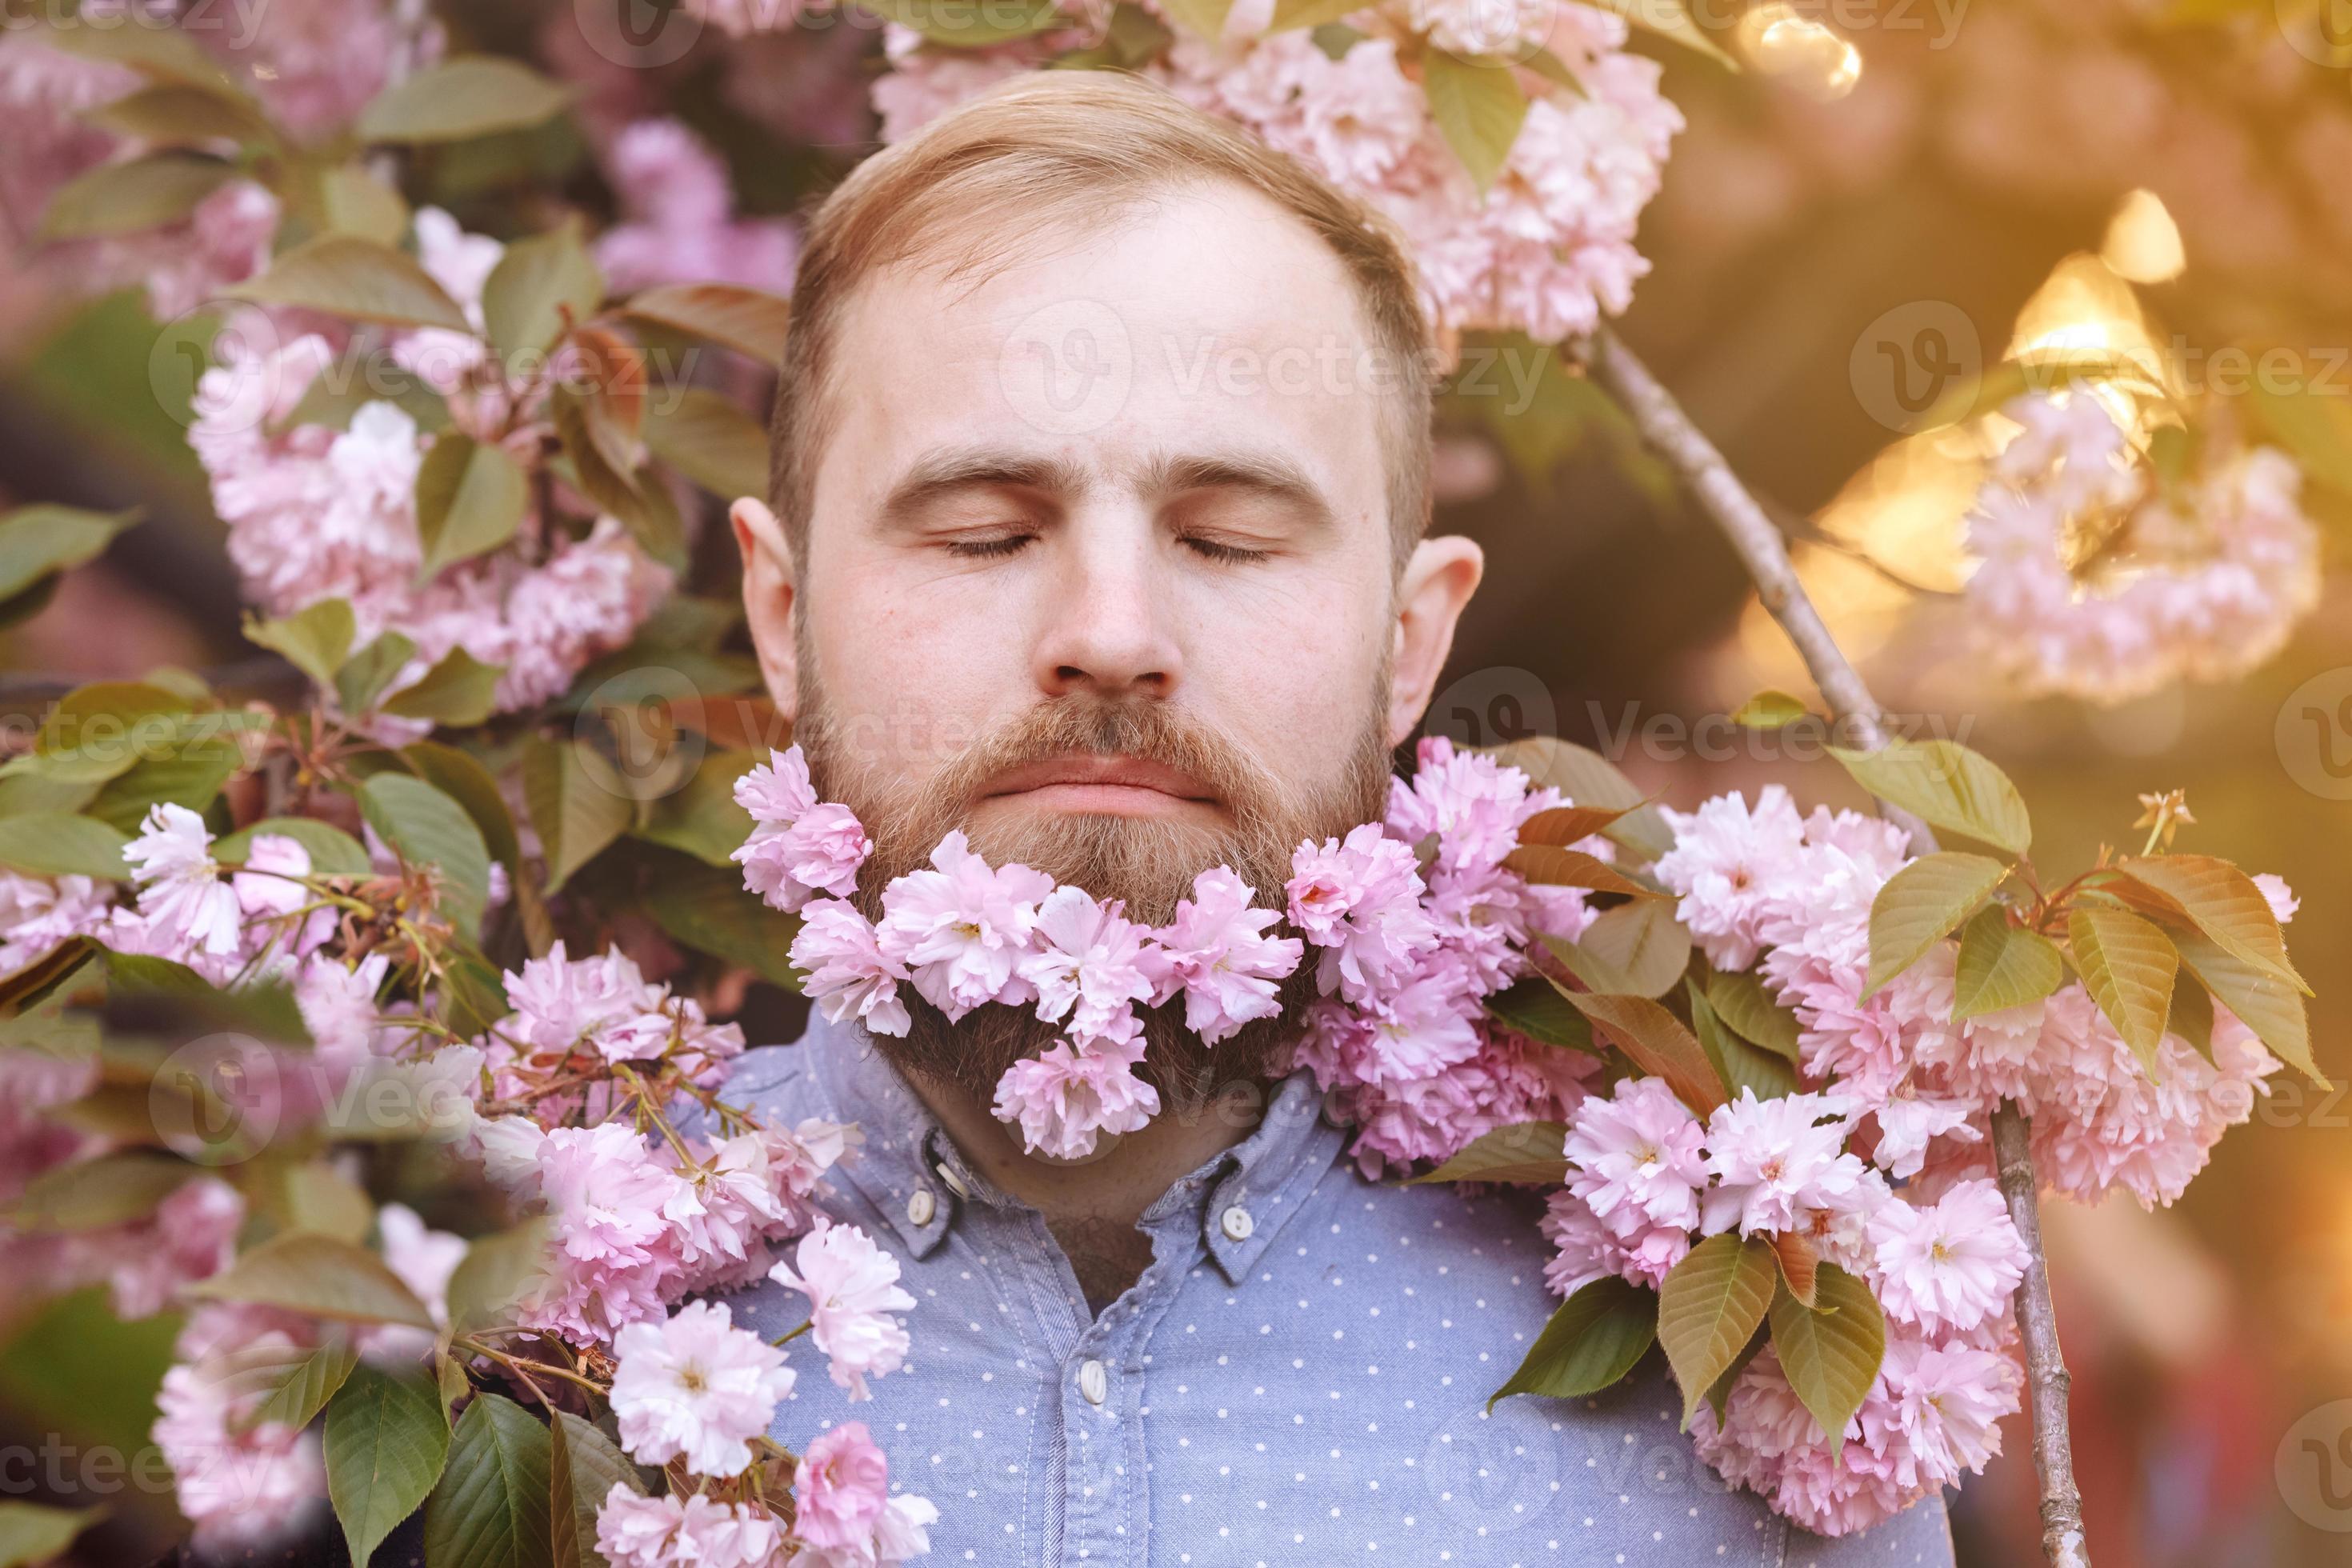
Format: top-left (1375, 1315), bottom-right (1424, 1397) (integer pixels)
top-left (768, 70), bottom-right (1435, 573)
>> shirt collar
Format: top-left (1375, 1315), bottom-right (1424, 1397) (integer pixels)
top-left (796, 1009), bottom-right (1344, 1281)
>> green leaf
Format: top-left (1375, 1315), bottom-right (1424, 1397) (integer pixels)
top-left (382, 647), bottom-right (502, 729)
top-left (2166, 974), bottom-right (2215, 1060)
top-left (2112, 854), bottom-right (2307, 995)
top-left (1657, 1234), bottom-right (1777, 1426)
top-left (415, 435), bottom-right (530, 579)
top-left (245, 1338), bottom-right (361, 1434)
top-left (227, 234), bottom-right (472, 333)
top-left (445, 1220), bottom-right (551, 1338)
top-left (551, 388), bottom-right (684, 571)
top-left (1482, 977), bottom-right (1597, 1052)
top-left (245, 598), bottom-right (356, 689)
top-left (328, 1365), bottom-right (452, 1567)
top-left (1487, 1278), bottom-right (1657, 1410)
top-left (1514, 803), bottom-right (1630, 848)
top-left (1266, 0), bottom-right (1369, 29)
top-left (358, 58), bottom-right (572, 144)
top-left (25, 17), bottom-right (250, 99)
top-left (640, 852), bottom-right (803, 990)
top-left (856, 0), bottom-right (1068, 44)
top-left (522, 739), bottom-right (634, 894)
top-left (338, 630), bottom-right (419, 715)
top-left (6, 1153), bottom-right (193, 1232)
top-left (1863, 851), bottom-right (2010, 997)
top-left (1730, 689), bottom-right (1809, 729)
top-left (1421, 51), bottom-right (1528, 194)
top-left (188, 1232), bottom-right (435, 1328)
top-left (1766, 1265), bottom-right (1886, 1463)
top-left (482, 220), bottom-right (604, 362)
top-left (1406, 1121), bottom-right (1568, 1186)
top-left (1829, 738), bottom-right (2031, 855)
top-left (0, 506), bottom-right (138, 604)
top-left (2170, 926), bottom-right (2325, 1086)
top-left (1769, 1232), bottom-right (1819, 1310)
top-left (359, 774), bottom-right (492, 938)
top-left (101, 948), bottom-right (311, 1046)
top-left (279, 370), bottom-right (452, 438)
top-left (1485, 737), bottom-right (1672, 859)
top-left (404, 742), bottom-right (522, 868)
top-left (1155, 0), bottom-right (1235, 37)
top-left (2066, 906), bottom-right (2179, 1077)
top-left (0, 1502), bottom-right (105, 1568)
top-left (619, 283), bottom-right (793, 368)
top-left (424, 1394), bottom-right (555, 1568)
top-left (1686, 980), bottom-right (1796, 1102)
top-left (634, 750), bottom-right (758, 869)
top-left (38, 151), bottom-right (233, 241)
top-left (0, 813), bottom-right (129, 880)
top-left (33, 680), bottom-right (188, 755)
top-left (1578, 0), bottom-right (1738, 66)
top-left (82, 727), bottom-right (242, 834)
top-left (550, 1410), bottom-right (646, 1568)
top-left (1701, 970), bottom-right (1800, 1062)
top-left (1546, 900), bottom-right (1690, 998)
top-left (644, 386), bottom-right (770, 500)
top-left (1500, 844), bottom-right (1658, 897)
top-left (214, 817), bottom-right (375, 878)
top-left (1559, 990), bottom-right (1725, 1117)
top-left (1950, 906), bottom-right (2066, 1021)
top-left (284, 1161), bottom-right (375, 1244)
top-left (321, 166), bottom-right (410, 246)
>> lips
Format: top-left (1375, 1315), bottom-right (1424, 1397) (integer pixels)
top-left (982, 754), bottom-right (1216, 806)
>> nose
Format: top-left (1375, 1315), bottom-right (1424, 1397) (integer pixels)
top-left (1030, 501), bottom-right (1182, 702)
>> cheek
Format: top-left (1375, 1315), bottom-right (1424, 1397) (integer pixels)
top-left (1182, 574), bottom-right (1388, 758)
top-left (806, 571), bottom-right (1022, 775)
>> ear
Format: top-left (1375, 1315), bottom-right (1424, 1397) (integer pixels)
top-left (1385, 534), bottom-right (1483, 747)
top-left (732, 498), bottom-right (800, 722)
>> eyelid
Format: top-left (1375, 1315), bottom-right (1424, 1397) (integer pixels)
top-left (943, 533), bottom-right (1034, 558)
top-left (1181, 534), bottom-right (1271, 564)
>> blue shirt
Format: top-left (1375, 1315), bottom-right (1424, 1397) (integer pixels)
top-left (715, 1014), bottom-right (1956, 1567)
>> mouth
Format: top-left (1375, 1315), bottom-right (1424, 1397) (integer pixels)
top-left (979, 754), bottom-right (1220, 818)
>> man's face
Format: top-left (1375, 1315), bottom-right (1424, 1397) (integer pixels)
top-left (737, 180), bottom-right (1482, 1094)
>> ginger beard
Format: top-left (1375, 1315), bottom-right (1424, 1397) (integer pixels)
top-left (793, 652), bottom-right (1395, 1124)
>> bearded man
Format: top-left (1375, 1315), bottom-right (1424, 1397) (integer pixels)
top-left (718, 70), bottom-right (1955, 1566)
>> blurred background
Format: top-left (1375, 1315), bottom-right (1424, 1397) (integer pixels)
top-left (2, 0), bottom-right (2348, 1562)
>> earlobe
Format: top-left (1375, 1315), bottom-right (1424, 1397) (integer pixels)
top-left (1386, 535), bottom-right (1484, 747)
top-left (731, 498), bottom-right (800, 718)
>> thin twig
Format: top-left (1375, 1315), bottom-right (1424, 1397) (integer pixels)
top-left (1577, 323), bottom-right (2088, 1567)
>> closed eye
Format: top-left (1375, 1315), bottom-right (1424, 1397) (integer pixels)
top-left (944, 533), bottom-right (1034, 559)
top-left (1181, 535), bottom-right (1271, 564)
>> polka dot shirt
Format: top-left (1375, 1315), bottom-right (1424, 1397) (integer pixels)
top-left (708, 1018), bottom-right (1956, 1567)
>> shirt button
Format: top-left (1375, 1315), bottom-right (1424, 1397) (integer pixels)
top-left (906, 1189), bottom-right (936, 1226)
top-left (1078, 1359), bottom-right (1109, 1406)
top-left (1220, 1205), bottom-right (1254, 1242)
top-left (934, 1162), bottom-right (972, 1199)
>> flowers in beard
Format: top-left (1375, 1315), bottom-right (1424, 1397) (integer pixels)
top-left (993, 1022), bottom-right (1162, 1162)
top-left (791, 899), bottom-right (911, 1038)
top-left (1286, 823), bottom-right (1438, 1005)
top-left (1150, 865), bottom-right (1304, 1045)
top-left (766, 1219), bottom-right (917, 1401)
top-left (874, 830), bottom-right (1055, 1021)
top-left (735, 746), bottom-right (871, 913)
top-left (610, 1300), bottom-right (796, 1477)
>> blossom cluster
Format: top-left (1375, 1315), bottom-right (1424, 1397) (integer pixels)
top-left (866, 0), bottom-right (1682, 346)
top-left (736, 738), bottom-right (1598, 1166)
top-left (1547, 1076), bottom-right (2030, 1534)
top-left (188, 214), bottom-right (673, 720)
top-left (1655, 785), bottom-right (2282, 1209)
top-left (1963, 391), bottom-right (2322, 704)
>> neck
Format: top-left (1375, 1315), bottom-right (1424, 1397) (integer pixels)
top-left (906, 1070), bottom-right (1269, 1233)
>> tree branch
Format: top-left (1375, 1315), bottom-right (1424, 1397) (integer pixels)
top-left (1576, 322), bottom-right (2088, 1566)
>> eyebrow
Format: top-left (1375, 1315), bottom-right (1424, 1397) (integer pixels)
top-left (874, 443), bottom-right (1339, 532)
top-left (878, 448), bottom-right (1092, 525)
top-left (1137, 448), bottom-right (1337, 532)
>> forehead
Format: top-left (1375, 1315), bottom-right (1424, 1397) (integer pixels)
top-left (809, 182), bottom-right (1395, 530)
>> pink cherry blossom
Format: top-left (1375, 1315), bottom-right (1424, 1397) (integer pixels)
top-left (874, 830), bottom-right (1055, 1019)
top-left (1286, 823), bottom-right (1437, 1005)
top-left (1563, 1077), bottom-right (1708, 1238)
top-left (990, 1028), bottom-right (1162, 1162)
top-left (767, 1221), bottom-right (916, 1401)
top-left (1018, 885), bottom-right (1159, 1042)
top-left (790, 900), bottom-right (913, 1038)
top-left (1700, 1090), bottom-right (1870, 1239)
top-left (122, 803), bottom-right (243, 958)
top-left (736, 746), bottom-right (871, 911)
top-left (1866, 1179), bottom-right (2028, 1337)
top-left (610, 1300), bottom-right (797, 1478)
top-left (1150, 865), bottom-right (1303, 1044)
top-left (595, 1488), bottom-right (786, 1568)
